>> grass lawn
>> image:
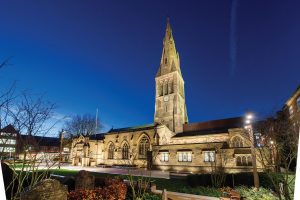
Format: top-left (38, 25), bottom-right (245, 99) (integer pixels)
top-left (48, 169), bottom-right (221, 197)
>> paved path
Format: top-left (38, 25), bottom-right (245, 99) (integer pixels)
top-left (59, 165), bottom-right (170, 179)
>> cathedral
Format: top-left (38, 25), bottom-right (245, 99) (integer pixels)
top-left (71, 20), bottom-right (263, 173)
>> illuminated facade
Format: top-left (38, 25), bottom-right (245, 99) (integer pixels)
top-left (71, 20), bottom-right (264, 173)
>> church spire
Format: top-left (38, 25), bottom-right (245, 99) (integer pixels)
top-left (164, 17), bottom-right (173, 42)
top-left (154, 19), bottom-right (188, 133)
top-left (156, 18), bottom-right (181, 77)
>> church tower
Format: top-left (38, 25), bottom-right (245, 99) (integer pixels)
top-left (154, 19), bottom-right (188, 133)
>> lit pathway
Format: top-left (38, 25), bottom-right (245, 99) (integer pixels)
top-left (58, 165), bottom-right (170, 179)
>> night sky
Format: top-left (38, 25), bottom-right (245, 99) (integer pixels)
top-left (0, 0), bottom-right (299, 134)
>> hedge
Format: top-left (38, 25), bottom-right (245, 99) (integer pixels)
top-left (186, 172), bottom-right (283, 190)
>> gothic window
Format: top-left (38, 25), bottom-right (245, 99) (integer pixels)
top-left (236, 156), bottom-right (252, 166)
top-left (159, 84), bottom-right (163, 96)
top-left (232, 136), bottom-right (243, 147)
top-left (165, 58), bottom-right (167, 64)
top-left (108, 143), bottom-right (114, 159)
top-left (297, 97), bottom-right (300, 110)
top-left (242, 156), bottom-right (247, 165)
top-left (247, 156), bottom-right (252, 166)
top-left (139, 136), bottom-right (150, 159)
top-left (168, 81), bottom-right (173, 94)
top-left (122, 143), bottom-right (129, 159)
top-left (164, 82), bottom-right (168, 95)
top-left (236, 156), bottom-right (242, 166)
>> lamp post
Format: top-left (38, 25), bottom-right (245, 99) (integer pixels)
top-left (244, 113), bottom-right (260, 189)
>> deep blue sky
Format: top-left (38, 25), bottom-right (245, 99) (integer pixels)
top-left (0, 0), bottom-right (299, 134)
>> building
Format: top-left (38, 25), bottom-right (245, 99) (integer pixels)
top-left (284, 85), bottom-right (300, 129)
top-left (0, 124), bottom-right (70, 161)
top-left (0, 124), bottom-right (19, 159)
top-left (70, 20), bottom-right (264, 173)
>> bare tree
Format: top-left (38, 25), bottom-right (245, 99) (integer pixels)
top-left (5, 92), bottom-right (59, 200)
top-left (256, 111), bottom-right (298, 200)
top-left (206, 143), bottom-right (228, 188)
top-left (64, 114), bottom-right (101, 138)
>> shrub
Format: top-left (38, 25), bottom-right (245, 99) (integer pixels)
top-left (186, 174), bottom-right (212, 187)
top-left (68, 177), bottom-right (127, 200)
top-left (236, 186), bottom-right (279, 200)
top-left (142, 193), bottom-right (161, 200)
top-left (186, 172), bottom-right (280, 190)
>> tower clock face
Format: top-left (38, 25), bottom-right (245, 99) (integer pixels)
top-left (164, 96), bottom-right (169, 102)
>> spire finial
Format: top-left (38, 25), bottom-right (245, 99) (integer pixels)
top-left (165, 17), bottom-right (173, 41)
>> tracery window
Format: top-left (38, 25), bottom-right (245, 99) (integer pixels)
top-left (236, 155), bottom-right (252, 166)
top-left (108, 143), bottom-right (114, 159)
top-left (139, 136), bottom-right (150, 159)
top-left (122, 143), bottom-right (129, 159)
top-left (232, 136), bottom-right (243, 147)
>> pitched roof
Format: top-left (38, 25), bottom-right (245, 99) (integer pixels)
top-left (107, 123), bottom-right (154, 134)
top-left (1, 124), bottom-right (19, 134)
top-left (89, 133), bottom-right (105, 140)
top-left (20, 135), bottom-right (60, 147)
top-left (173, 117), bottom-right (243, 138)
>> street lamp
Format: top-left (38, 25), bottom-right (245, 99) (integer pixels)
top-left (244, 112), bottom-right (260, 189)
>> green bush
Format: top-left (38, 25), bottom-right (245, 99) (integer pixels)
top-left (180, 186), bottom-right (221, 197)
top-left (236, 186), bottom-right (279, 200)
top-left (141, 193), bottom-right (161, 200)
top-left (186, 172), bottom-right (281, 190)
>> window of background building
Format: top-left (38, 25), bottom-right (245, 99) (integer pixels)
top-left (160, 152), bottom-right (169, 162)
top-left (204, 151), bottom-right (215, 162)
top-left (178, 152), bottom-right (192, 162)
top-left (63, 147), bottom-right (70, 152)
top-left (0, 147), bottom-right (15, 152)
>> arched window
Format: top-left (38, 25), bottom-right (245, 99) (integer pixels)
top-left (139, 136), bottom-right (150, 159)
top-left (164, 82), bottom-right (168, 95)
top-left (158, 84), bottom-right (163, 96)
top-left (242, 156), bottom-right (247, 165)
top-left (122, 143), bottom-right (129, 159)
top-left (232, 136), bottom-right (243, 147)
top-left (247, 156), bottom-right (252, 166)
top-left (236, 156), bottom-right (242, 166)
top-left (108, 143), bottom-right (114, 159)
top-left (168, 81), bottom-right (173, 94)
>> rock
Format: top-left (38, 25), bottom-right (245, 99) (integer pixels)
top-left (75, 170), bottom-right (95, 190)
top-left (20, 179), bottom-right (67, 200)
